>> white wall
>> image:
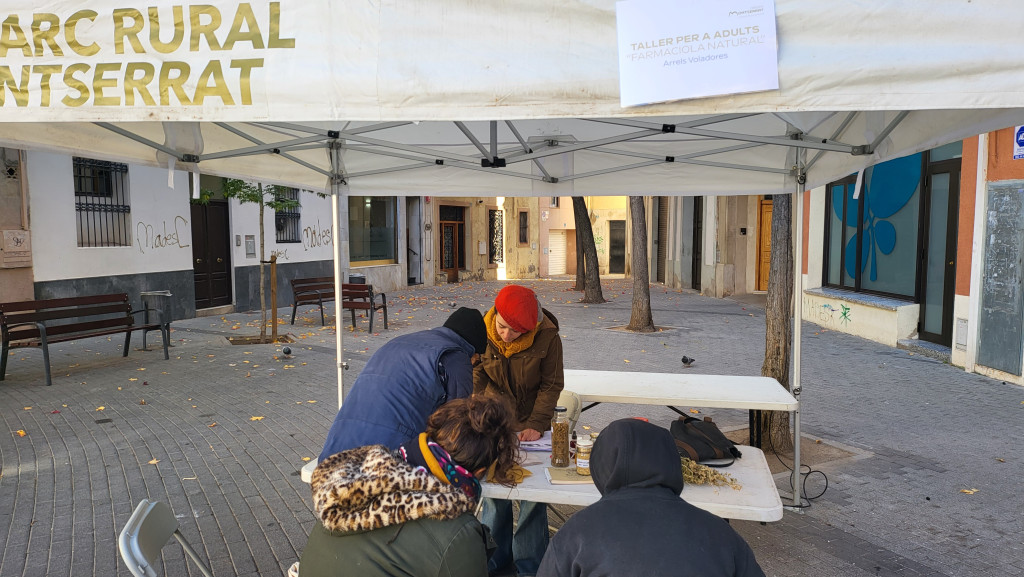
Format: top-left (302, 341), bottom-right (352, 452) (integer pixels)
top-left (27, 151), bottom-right (192, 282)
top-left (229, 189), bottom-right (335, 267)
top-left (805, 185), bottom-right (826, 290)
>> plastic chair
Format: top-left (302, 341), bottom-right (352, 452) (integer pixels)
top-left (557, 389), bottom-right (582, 434)
top-left (119, 499), bottom-right (214, 577)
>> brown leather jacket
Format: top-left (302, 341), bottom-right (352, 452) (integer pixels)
top-left (473, 308), bottom-right (564, 432)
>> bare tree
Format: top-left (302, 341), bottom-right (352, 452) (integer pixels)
top-left (219, 180), bottom-right (299, 343)
top-left (571, 197), bottom-right (605, 303)
top-left (760, 193), bottom-right (794, 452)
top-left (626, 196), bottom-right (655, 332)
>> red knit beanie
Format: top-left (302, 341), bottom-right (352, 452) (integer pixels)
top-left (494, 285), bottom-right (540, 333)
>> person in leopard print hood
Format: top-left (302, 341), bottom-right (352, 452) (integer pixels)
top-left (295, 395), bottom-right (520, 577)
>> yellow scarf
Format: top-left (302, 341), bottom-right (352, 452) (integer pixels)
top-left (485, 307), bottom-right (540, 358)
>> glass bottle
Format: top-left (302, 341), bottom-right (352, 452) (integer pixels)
top-left (550, 406), bottom-right (571, 467)
top-left (575, 436), bottom-right (594, 476)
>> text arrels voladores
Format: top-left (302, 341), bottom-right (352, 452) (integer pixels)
top-left (0, 2), bottom-right (296, 108)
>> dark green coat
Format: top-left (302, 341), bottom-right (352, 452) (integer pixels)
top-left (299, 513), bottom-right (489, 577)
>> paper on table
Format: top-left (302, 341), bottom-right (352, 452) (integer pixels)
top-left (545, 466), bottom-right (595, 485)
top-left (519, 430), bottom-right (552, 452)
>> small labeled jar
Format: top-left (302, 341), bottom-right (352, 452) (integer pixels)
top-left (550, 407), bottom-right (571, 467)
top-left (575, 437), bottom-right (594, 476)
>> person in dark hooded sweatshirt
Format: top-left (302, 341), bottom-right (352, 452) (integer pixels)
top-left (537, 418), bottom-right (765, 577)
top-left (318, 307), bottom-right (488, 461)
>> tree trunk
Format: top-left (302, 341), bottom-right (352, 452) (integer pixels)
top-left (760, 193), bottom-right (794, 452)
top-left (574, 215), bottom-right (585, 292)
top-left (258, 185), bottom-right (267, 342)
top-left (626, 196), bottom-right (655, 332)
top-left (572, 197), bottom-right (605, 303)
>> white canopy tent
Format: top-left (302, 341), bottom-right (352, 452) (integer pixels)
top-left (3, 0), bottom-right (1024, 506)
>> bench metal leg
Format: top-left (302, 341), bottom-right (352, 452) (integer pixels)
top-left (291, 303), bottom-right (298, 325)
top-left (123, 330), bottom-right (132, 357)
top-left (368, 305), bottom-right (374, 333)
top-left (39, 334), bottom-right (52, 386)
top-left (318, 297), bottom-right (326, 326)
top-left (161, 324), bottom-right (170, 360)
top-left (0, 339), bottom-right (8, 381)
top-left (350, 307), bottom-right (357, 330)
top-left (381, 296), bottom-right (388, 330)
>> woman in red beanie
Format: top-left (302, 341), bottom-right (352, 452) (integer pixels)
top-left (474, 284), bottom-right (564, 577)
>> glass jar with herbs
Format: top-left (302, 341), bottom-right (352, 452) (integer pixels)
top-left (550, 406), bottom-right (571, 467)
top-left (575, 436), bottom-right (594, 476)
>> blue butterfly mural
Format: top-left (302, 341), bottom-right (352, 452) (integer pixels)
top-left (832, 154), bottom-right (921, 281)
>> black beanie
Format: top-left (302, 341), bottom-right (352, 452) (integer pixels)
top-left (443, 307), bottom-right (487, 354)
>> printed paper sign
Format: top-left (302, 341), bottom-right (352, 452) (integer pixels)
top-left (616, 0), bottom-right (780, 107)
top-left (1014, 126), bottom-right (1024, 160)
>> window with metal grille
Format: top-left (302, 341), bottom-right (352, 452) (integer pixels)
top-left (518, 210), bottom-right (529, 246)
top-left (489, 209), bottom-right (503, 264)
top-left (550, 197), bottom-right (560, 208)
top-left (74, 157), bottom-right (132, 247)
top-left (275, 187), bottom-right (302, 243)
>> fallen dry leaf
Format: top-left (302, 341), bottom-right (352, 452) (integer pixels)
top-left (208, 422), bottom-right (217, 427)
top-left (302, 457), bottom-right (312, 462)
top-left (128, 378), bottom-right (138, 382)
top-left (16, 430), bottom-right (27, 437)
top-left (250, 416), bottom-right (265, 421)
top-left (23, 407), bottom-right (31, 410)
top-left (148, 458), bottom-right (160, 465)
top-left (960, 488), bottom-right (978, 495)
top-left (996, 458), bottom-right (1005, 463)
top-left (689, 409), bottom-right (700, 414)
top-left (307, 400), bottom-right (317, 404)
top-left (139, 400), bottom-right (146, 405)
top-left (96, 406), bottom-right (105, 411)
top-left (623, 359), bottom-right (630, 363)
top-left (51, 410), bottom-right (60, 414)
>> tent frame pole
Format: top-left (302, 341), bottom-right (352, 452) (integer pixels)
top-left (790, 148), bottom-right (805, 509)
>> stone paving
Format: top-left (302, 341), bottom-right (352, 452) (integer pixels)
top-left (1, 278), bottom-right (1022, 576)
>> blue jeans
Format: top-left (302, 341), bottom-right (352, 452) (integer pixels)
top-left (480, 498), bottom-right (549, 577)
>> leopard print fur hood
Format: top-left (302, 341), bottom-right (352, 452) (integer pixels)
top-left (311, 445), bottom-right (478, 533)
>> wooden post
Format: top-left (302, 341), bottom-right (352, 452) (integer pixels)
top-left (270, 254), bottom-right (278, 343)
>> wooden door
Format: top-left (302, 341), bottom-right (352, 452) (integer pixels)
top-left (608, 220), bottom-right (626, 274)
top-left (190, 202), bottom-right (233, 309)
top-left (756, 198), bottom-right (772, 291)
top-left (440, 222), bottom-right (459, 283)
top-left (656, 197), bottom-right (668, 283)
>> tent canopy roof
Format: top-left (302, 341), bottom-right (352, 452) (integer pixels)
top-left (1, 0), bottom-right (1022, 195)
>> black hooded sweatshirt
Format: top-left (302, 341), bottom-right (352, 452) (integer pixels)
top-left (537, 418), bottom-right (765, 577)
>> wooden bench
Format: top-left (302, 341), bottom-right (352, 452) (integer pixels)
top-left (341, 283), bottom-right (388, 333)
top-left (290, 278), bottom-right (388, 332)
top-left (0, 293), bottom-right (169, 386)
top-left (290, 276), bottom-right (335, 326)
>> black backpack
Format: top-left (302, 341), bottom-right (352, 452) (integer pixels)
top-left (670, 416), bottom-right (742, 467)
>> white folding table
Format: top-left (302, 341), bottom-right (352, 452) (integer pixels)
top-left (481, 445), bottom-right (783, 522)
top-left (563, 369), bottom-right (798, 448)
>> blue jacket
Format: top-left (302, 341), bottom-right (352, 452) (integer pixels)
top-left (318, 327), bottom-right (475, 461)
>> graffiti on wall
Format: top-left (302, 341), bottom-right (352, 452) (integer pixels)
top-left (593, 235), bottom-right (606, 255)
top-left (804, 296), bottom-right (852, 328)
top-left (271, 248), bottom-right (290, 261)
top-left (136, 216), bottom-right (190, 254)
top-left (303, 219), bottom-right (333, 251)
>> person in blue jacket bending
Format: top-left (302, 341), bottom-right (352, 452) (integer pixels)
top-left (318, 306), bottom-right (487, 462)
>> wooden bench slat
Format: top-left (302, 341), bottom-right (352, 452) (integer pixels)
top-left (0, 294), bottom-right (127, 312)
top-left (2, 303), bottom-right (130, 325)
top-left (7, 316), bottom-right (134, 342)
